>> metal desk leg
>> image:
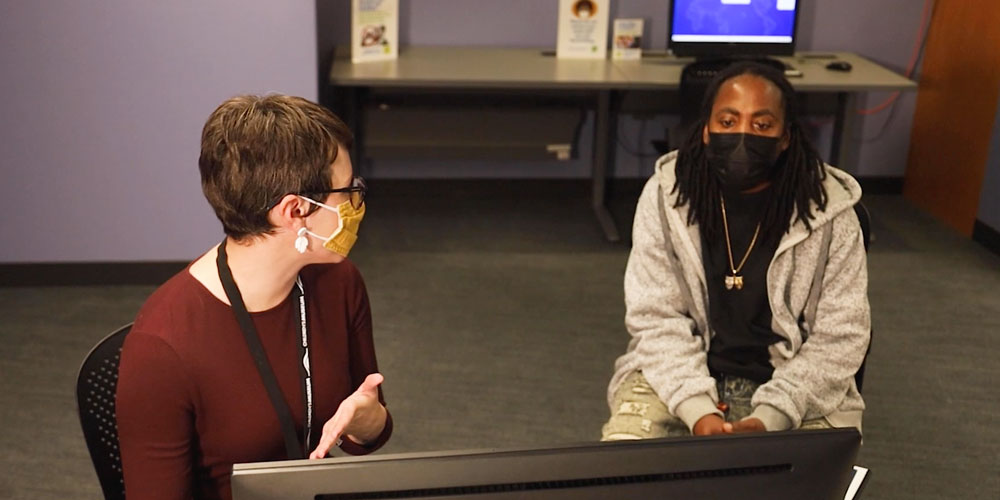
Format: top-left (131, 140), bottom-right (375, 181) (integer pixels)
top-left (352, 87), bottom-right (368, 176)
top-left (830, 92), bottom-right (860, 171)
top-left (593, 90), bottom-right (621, 242)
top-left (338, 86), bottom-right (367, 176)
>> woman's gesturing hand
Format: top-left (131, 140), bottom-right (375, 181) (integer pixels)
top-left (309, 373), bottom-right (387, 459)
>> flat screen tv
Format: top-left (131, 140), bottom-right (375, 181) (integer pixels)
top-left (232, 428), bottom-right (861, 500)
top-left (668, 0), bottom-right (800, 58)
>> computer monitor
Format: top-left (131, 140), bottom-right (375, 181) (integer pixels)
top-left (668, 0), bottom-right (800, 58)
top-left (231, 428), bottom-right (861, 500)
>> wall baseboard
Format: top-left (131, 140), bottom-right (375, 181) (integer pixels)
top-left (973, 220), bottom-right (1000, 257)
top-left (369, 176), bottom-right (903, 195)
top-left (1, 262), bottom-right (188, 287)
top-left (0, 177), bottom-right (910, 287)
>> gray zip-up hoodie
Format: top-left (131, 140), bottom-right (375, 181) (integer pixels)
top-left (608, 151), bottom-right (871, 432)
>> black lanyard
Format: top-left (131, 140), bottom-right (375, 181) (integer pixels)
top-left (217, 239), bottom-right (313, 459)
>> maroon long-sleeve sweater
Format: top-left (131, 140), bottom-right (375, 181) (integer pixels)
top-left (116, 260), bottom-right (392, 500)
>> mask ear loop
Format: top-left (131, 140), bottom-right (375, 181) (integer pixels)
top-left (299, 195), bottom-right (349, 240)
top-left (299, 195), bottom-right (340, 213)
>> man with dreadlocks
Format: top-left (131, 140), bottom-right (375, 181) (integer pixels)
top-left (602, 62), bottom-right (871, 439)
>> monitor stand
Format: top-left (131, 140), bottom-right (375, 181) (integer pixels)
top-left (692, 55), bottom-right (787, 72)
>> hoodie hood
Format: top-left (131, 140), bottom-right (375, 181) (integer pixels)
top-left (652, 150), bottom-right (862, 233)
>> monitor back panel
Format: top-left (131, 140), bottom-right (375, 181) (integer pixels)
top-left (232, 428), bottom-right (860, 500)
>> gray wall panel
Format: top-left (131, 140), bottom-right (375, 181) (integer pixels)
top-left (977, 86), bottom-right (1000, 230)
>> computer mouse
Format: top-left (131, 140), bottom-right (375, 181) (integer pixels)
top-left (826, 61), bottom-right (853, 72)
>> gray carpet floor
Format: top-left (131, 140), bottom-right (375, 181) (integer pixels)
top-left (1, 182), bottom-right (998, 499)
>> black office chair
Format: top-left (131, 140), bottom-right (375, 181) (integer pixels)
top-left (852, 202), bottom-right (873, 393)
top-left (854, 201), bottom-right (872, 253)
top-left (77, 323), bottom-right (131, 500)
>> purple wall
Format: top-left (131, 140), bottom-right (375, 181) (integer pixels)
top-left (0, 1), bottom-right (317, 263)
top-left (1, 0), bottom-right (926, 262)
top-left (809, 0), bottom-right (927, 178)
top-left (319, 0), bottom-right (923, 179)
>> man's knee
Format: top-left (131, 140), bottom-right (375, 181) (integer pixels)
top-left (602, 371), bottom-right (688, 440)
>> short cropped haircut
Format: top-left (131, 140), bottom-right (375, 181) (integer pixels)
top-left (198, 94), bottom-right (353, 240)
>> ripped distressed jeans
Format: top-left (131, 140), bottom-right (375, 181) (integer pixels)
top-left (601, 370), bottom-right (831, 440)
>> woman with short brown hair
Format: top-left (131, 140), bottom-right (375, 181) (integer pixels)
top-left (117, 94), bottom-right (391, 499)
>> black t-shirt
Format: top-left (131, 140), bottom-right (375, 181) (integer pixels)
top-left (701, 188), bottom-right (784, 384)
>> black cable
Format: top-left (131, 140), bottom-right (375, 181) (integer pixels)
top-left (615, 116), bottom-right (661, 158)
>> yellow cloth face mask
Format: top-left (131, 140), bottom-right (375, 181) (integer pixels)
top-left (299, 196), bottom-right (366, 257)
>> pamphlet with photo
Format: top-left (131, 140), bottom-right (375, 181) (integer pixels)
top-left (351, 0), bottom-right (398, 63)
top-left (556, 0), bottom-right (610, 59)
top-left (612, 18), bottom-right (643, 60)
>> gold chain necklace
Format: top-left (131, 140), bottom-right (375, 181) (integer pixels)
top-left (720, 197), bottom-right (761, 291)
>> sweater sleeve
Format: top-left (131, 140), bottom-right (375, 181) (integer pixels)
top-left (116, 331), bottom-right (196, 500)
top-left (623, 178), bottom-right (722, 431)
top-left (339, 267), bottom-right (392, 455)
top-left (750, 209), bottom-right (871, 429)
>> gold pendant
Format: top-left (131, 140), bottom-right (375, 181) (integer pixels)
top-left (725, 275), bottom-right (743, 290)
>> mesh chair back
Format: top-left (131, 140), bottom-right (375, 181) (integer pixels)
top-left (77, 323), bottom-right (131, 500)
top-left (854, 202), bottom-right (872, 252)
top-left (853, 203), bottom-right (873, 392)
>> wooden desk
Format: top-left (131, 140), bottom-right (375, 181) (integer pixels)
top-left (328, 47), bottom-right (916, 241)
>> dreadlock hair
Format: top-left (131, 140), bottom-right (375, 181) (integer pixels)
top-left (672, 61), bottom-right (828, 242)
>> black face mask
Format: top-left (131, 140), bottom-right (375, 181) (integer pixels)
top-left (705, 132), bottom-right (782, 193)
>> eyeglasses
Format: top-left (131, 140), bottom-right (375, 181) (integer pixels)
top-left (265, 176), bottom-right (367, 213)
top-left (303, 176), bottom-right (367, 210)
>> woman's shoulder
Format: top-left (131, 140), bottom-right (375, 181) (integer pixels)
top-left (301, 260), bottom-right (367, 297)
top-left (130, 265), bottom-right (221, 343)
top-left (303, 259), bottom-right (362, 280)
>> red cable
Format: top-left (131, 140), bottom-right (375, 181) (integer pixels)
top-left (856, 91), bottom-right (901, 116)
top-left (856, 0), bottom-right (933, 115)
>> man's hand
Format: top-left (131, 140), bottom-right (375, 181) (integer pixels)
top-left (692, 414), bottom-right (727, 436)
top-left (309, 373), bottom-right (387, 459)
top-left (722, 418), bottom-right (766, 434)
